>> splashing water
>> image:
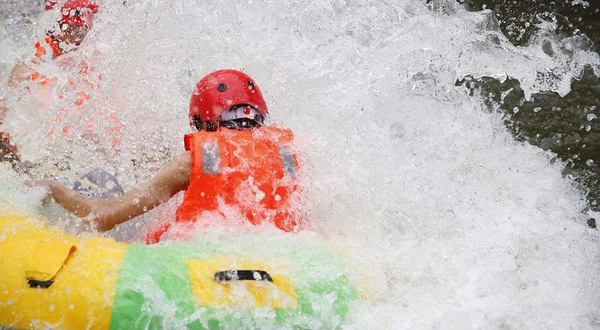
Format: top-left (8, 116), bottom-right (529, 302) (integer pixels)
top-left (1, 0), bottom-right (600, 329)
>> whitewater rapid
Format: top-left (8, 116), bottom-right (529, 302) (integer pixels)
top-left (1, 0), bottom-right (600, 329)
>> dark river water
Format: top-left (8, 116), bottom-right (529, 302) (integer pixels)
top-left (459, 0), bottom-right (600, 222)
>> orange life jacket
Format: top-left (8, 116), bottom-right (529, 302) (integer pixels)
top-left (146, 126), bottom-right (301, 243)
top-left (29, 40), bottom-right (108, 140)
top-left (30, 37), bottom-right (96, 91)
top-left (27, 37), bottom-right (62, 86)
top-left (33, 37), bottom-right (62, 64)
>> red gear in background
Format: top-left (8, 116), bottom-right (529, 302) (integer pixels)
top-left (46, 0), bottom-right (99, 28)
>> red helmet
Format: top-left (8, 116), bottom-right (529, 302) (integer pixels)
top-left (46, 0), bottom-right (99, 28)
top-left (189, 70), bottom-right (268, 130)
top-left (45, 1), bottom-right (58, 10)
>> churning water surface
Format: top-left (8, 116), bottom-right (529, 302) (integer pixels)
top-left (1, 0), bottom-right (600, 329)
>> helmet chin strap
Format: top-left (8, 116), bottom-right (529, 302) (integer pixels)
top-left (193, 115), bottom-right (264, 132)
top-left (192, 116), bottom-right (218, 131)
top-left (194, 106), bottom-right (265, 131)
top-left (206, 121), bottom-right (219, 131)
top-left (220, 117), bottom-right (264, 131)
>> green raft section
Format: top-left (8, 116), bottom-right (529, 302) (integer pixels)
top-left (111, 233), bottom-right (358, 330)
top-left (0, 214), bottom-right (358, 330)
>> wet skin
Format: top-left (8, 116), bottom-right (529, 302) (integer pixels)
top-left (49, 24), bottom-right (90, 48)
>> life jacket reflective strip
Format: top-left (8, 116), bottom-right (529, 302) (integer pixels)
top-left (145, 126), bottom-right (301, 244)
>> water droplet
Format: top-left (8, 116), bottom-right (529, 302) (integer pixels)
top-left (587, 114), bottom-right (597, 121)
top-left (586, 159), bottom-right (595, 167)
top-left (274, 194), bottom-right (282, 201)
top-left (49, 304), bottom-right (55, 312)
top-left (585, 125), bottom-right (591, 132)
top-left (255, 190), bottom-right (265, 202)
top-left (65, 287), bottom-right (72, 294)
top-left (512, 107), bottom-right (519, 114)
top-left (533, 107), bottom-right (542, 113)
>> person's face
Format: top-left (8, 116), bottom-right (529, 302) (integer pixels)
top-left (52, 24), bottom-right (89, 46)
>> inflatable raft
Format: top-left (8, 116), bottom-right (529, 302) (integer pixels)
top-left (0, 215), bottom-right (358, 330)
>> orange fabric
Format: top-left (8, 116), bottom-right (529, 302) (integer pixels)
top-left (147, 126), bottom-right (301, 244)
top-left (145, 222), bottom-right (172, 244)
top-left (22, 37), bottom-right (117, 148)
top-left (30, 37), bottom-right (94, 90)
top-left (33, 37), bottom-right (61, 63)
top-left (34, 41), bottom-right (46, 62)
top-left (29, 43), bottom-right (107, 139)
top-left (30, 38), bottom-right (62, 86)
top-left (47, 37), bottom-right (62, 58)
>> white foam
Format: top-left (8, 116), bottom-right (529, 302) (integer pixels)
top-left (1, 0), bottom-right (599, 328)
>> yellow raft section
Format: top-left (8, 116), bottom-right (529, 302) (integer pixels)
top-left (0, 215), bottom-right (127, 330)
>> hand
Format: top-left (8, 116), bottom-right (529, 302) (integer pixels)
top-left (25, 179), bottom-right (56, 189)
top-left (92, 216), bottom-right (114, 232)
top-left (25, 179), bottom-right (56, 203)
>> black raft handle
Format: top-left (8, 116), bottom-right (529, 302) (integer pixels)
top-left (27, 279), bottom-right (54, 289)
top-left (214, 270), bottom-right (273, 283)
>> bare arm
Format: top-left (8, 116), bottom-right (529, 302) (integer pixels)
top-left (0, 97), bottom-right (7, 122)
top-left (39, 152), bottom-right (192, 231)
